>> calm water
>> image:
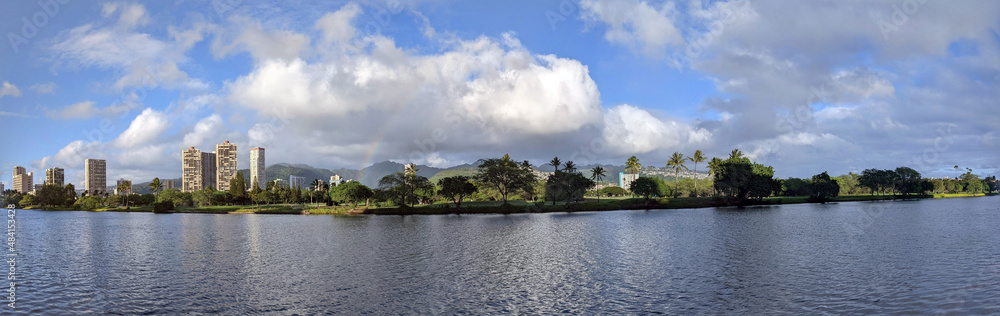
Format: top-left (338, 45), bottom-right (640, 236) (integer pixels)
top-left (8, 196), bottom-right (1000, 314)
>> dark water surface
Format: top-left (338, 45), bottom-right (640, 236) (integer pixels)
top-left (9, 196), bottom-right (1000, 314)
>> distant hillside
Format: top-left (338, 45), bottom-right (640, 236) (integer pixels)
top-left (428, 168), bottom-right (479, 184)
top-left (358, 161), bottom-right (443, 187)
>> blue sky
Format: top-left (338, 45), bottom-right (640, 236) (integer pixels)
top-left (1, 0), bottom-right (998, 186)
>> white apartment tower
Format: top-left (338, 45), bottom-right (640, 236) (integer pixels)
top-left (250, 147), bottom-right (265, 190)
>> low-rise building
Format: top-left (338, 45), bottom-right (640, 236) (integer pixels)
top-left (619, 172), bottom-right (639, 191)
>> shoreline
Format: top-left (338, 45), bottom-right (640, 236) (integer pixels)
top-left (20, 193), bottom-right (995, 215)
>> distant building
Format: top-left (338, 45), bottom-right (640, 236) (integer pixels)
top-left (12, 166), bottom-right (31, 193)
top-left (250, 147), bottom-right (265, 190)
top-left (116, 178), bottom-right (132, 195)
top-left (272, 179), bottom-right (288, 189)
top-left (619, 172), bottom-right (639, 191)
top-left (0, 182), bottom-right (4, 193)
top-left (289, 175), bottom-right (307, 189)
top-left (45, 167), bottom-right (64, 186)
top-left (85, 159), bottom-right (107, 196)
top-left (32, 184), bottom-right (42, 194)
top-left (183, 148), bottom-right (217, 192)
top-left (163, 180), bottom-right (176, 190)
top-left (216, 141), bottom-right (238, 191)
top-left (329, 175), bottom-right (343, 186)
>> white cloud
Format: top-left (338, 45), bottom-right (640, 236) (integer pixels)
top-left (580, 0), bottom-right (684, 58)
top-left (46, 101), bottom-right (135, 120)
top-left (210, 16), bottom-right (311, 62)
top-left (29, 82), bottom-right (56, 94)
top-left (315, 3), bottom-right (361, 45)
top-left (601, 104), bottom-right (709, 155)
top-left (0, 81), bottom-right (20, 98)
top-left (183, 114), bottom-right (224, 148)
top-left (113, 108), bottom-right (170, 148)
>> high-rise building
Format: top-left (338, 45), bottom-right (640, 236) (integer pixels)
top-left (619, 172), bottom-right (639, 190)
top-left (163, 180), bottom-right (176, 190)
top-left (182, 147), bottom-right (203, 193)
top-left (183, 147), bottom-right (218, 192)
top-left (216, 141), bottom-right (237, 191)
top-left (0, 182), bottom-right (4, 193)
top-left (12, 166), bottom-right (31, 193)
top-left (202, 152), bottom-right (217, 190)
top-left (85, 159), bottom-right (107, 196)
top-left (116, 178), bottom-right (132, 195)
top-left (45, 167), bottom-right (64, 186)
top-left (250, 147), bottom-right (265, 190)
top-left (289, 175), bottom-right (307, 189)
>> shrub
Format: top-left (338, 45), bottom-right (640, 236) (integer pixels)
top-left (153, 201), bottom-right (175, 212)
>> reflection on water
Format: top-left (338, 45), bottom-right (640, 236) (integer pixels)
top-left (11, 196), bottom-right (1000, 314)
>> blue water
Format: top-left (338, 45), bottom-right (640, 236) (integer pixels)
top-left (8, 196), bottom-right (1000, 314)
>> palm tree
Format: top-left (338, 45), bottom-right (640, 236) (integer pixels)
top-left (667, 152), bottom-right (688, 198)
top-left (549, 157), bottom-right (562, 174)
top-left (590, 166), bottom-right (606, 202)
top-left (148, 178), bottom-right (163, 200)
top-left (729, 148), bottom-right (744, 159)
top-left (625, 156), bottom-right (641, 174)
top-left (689, 150), bottom-right (706, 197)
top-left (954, 165), bottom-right (959, 179)
top-left (310, 179), bottom-right (324, 205)
top-left (563, 161), bottom-right (577, 173)
top-left (117, 180), bottom-right (132, 208)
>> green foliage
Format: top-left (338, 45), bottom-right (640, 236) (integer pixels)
top-left (625, 156), bottom-right (642, 174)
top-left (159, 188), bottom-right (193, 206)
top-left (808, 172), bottom-right (840, 202)
top-left (895, 167), bottom-right (922, 195)
top-left (438, 176), bottom-right (477, 208)
top-left (330, 181), bottom-right (373, 207)
top-left (229, 171), bottom-right (248, 201)
top-left (153, 201), bottom-right (175, 212)
top-left (473, 154), bottom-right (537, 205)
top-left (73, 195), bottom-right (103, 210)
top-left (379, 172), bottom-right (434, 207)
top-left (666, 152), bottom-right (688, 198)
top-left (599, 186), bottom-right (629, 197)
top-left (544, 170), bottom-right (596, 205)
top-left (713, 154), bottom-right (779, 203)
top-left (630, 177), bottom-right (660, 201)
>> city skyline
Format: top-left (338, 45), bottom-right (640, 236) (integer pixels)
top-left (1, 1), bottom-right (998, 187)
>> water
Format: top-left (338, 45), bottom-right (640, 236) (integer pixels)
top-left (8, 196), bottom-right (1000, 314)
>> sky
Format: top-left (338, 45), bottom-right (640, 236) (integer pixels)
top-left (0, 0), bottom-right (998, 186)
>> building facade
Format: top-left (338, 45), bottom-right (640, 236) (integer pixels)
top-left (85, 159), bottom-right (107, 196)
top-left (250, 147), bottom-right (265, 190)
top-left (273, 179), bottom-right (288, 189)
top-left (216, 141), bottom-right (237, 191)
top-left (182, 148), bottom-right (203, 192)
top-left (163, 180), bottom-right (176, 190)
top-left (202, 152), bottom-right (217, 190)
top-left (619, 172), bottom-right (640, 191)
top-left (45, 167), bottom-right (64, 186)
top-left (12, 166), bottom-right (31, 193)
top-left (329, 175), bottom-right (343, 186)
top-left (289, 175), bottom-right (307, 189)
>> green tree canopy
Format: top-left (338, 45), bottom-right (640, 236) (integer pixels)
top-left (438, 176), bottom-right (478, 208)
top-left (473, 154), bottom-right (537, 205)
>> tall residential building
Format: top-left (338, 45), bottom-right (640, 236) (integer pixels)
top-left (619, 172), bottom-right (639, 191)
top-left (12, 166), bottom-right (30, 193)
top-left (216, 141), bottom-right (238, 191)
top-left (163, 180), bottom-right (176, 190)
top-left (45, 167), bottom-right (64, 186)
top-left (289, 175), bottom-right (306, 189)
top-left (182, 148), bottom-right (203, 192)
top-left (182, 147), bottom-right (218, 192)
top-left (116, 178), bottom-right (132, 195)
top-left (250, 147), bottom-right (265, 190)
top-left (202, 152), bottom-right (217, 190)
top-left (0, 182), bottom-right (4, 193)
top-left (85, 159), bottom-right (107, 196)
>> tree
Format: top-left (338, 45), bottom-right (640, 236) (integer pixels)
top-left (729, 149), bottom-right (744, 159)
top-left (438, 176), bottom-right (478, 208)
top-left (249, 179), bottom-right (264, 206)
top-left (625, 156), bottom-right (642, 174)
top-left (379, 172), bottom-right (433, 207)
top-left (229, 171), bottom-right (247, 203)
top-left (713, 152), bottom-right (779, 203)
top-left (590, 166), bottom-right (606, 202)
top-left (330, 181), bottom-right (373, 208)
top-left (544, 171), bottom-right (595, 205)
top-left (600, 186), bottom-right (628, 197)
top-left (689, 150), bottom-right (707, 197)
top-left (666, 152), bottom-right (688, 198)
top-left (894, 167), bottom-right (922, 195)
top-left (548, 157), bottom-right (562, 173)
top-left (808, 172), bottom-right (840, 202)
top-left (148, 178), bottom-right (163, 198)
top-left (473, 154), bottom-right (537, 205)
top-left (563, 161), bottom-right (577, 173)
top-left (630, 177), bottom-right (659, 202)
top-left (117, 180), bottom-right (132, 207)
top-left (707, 157), bottom-right (723, 196)
top-left (954, 165), bottom-right (960, 180)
